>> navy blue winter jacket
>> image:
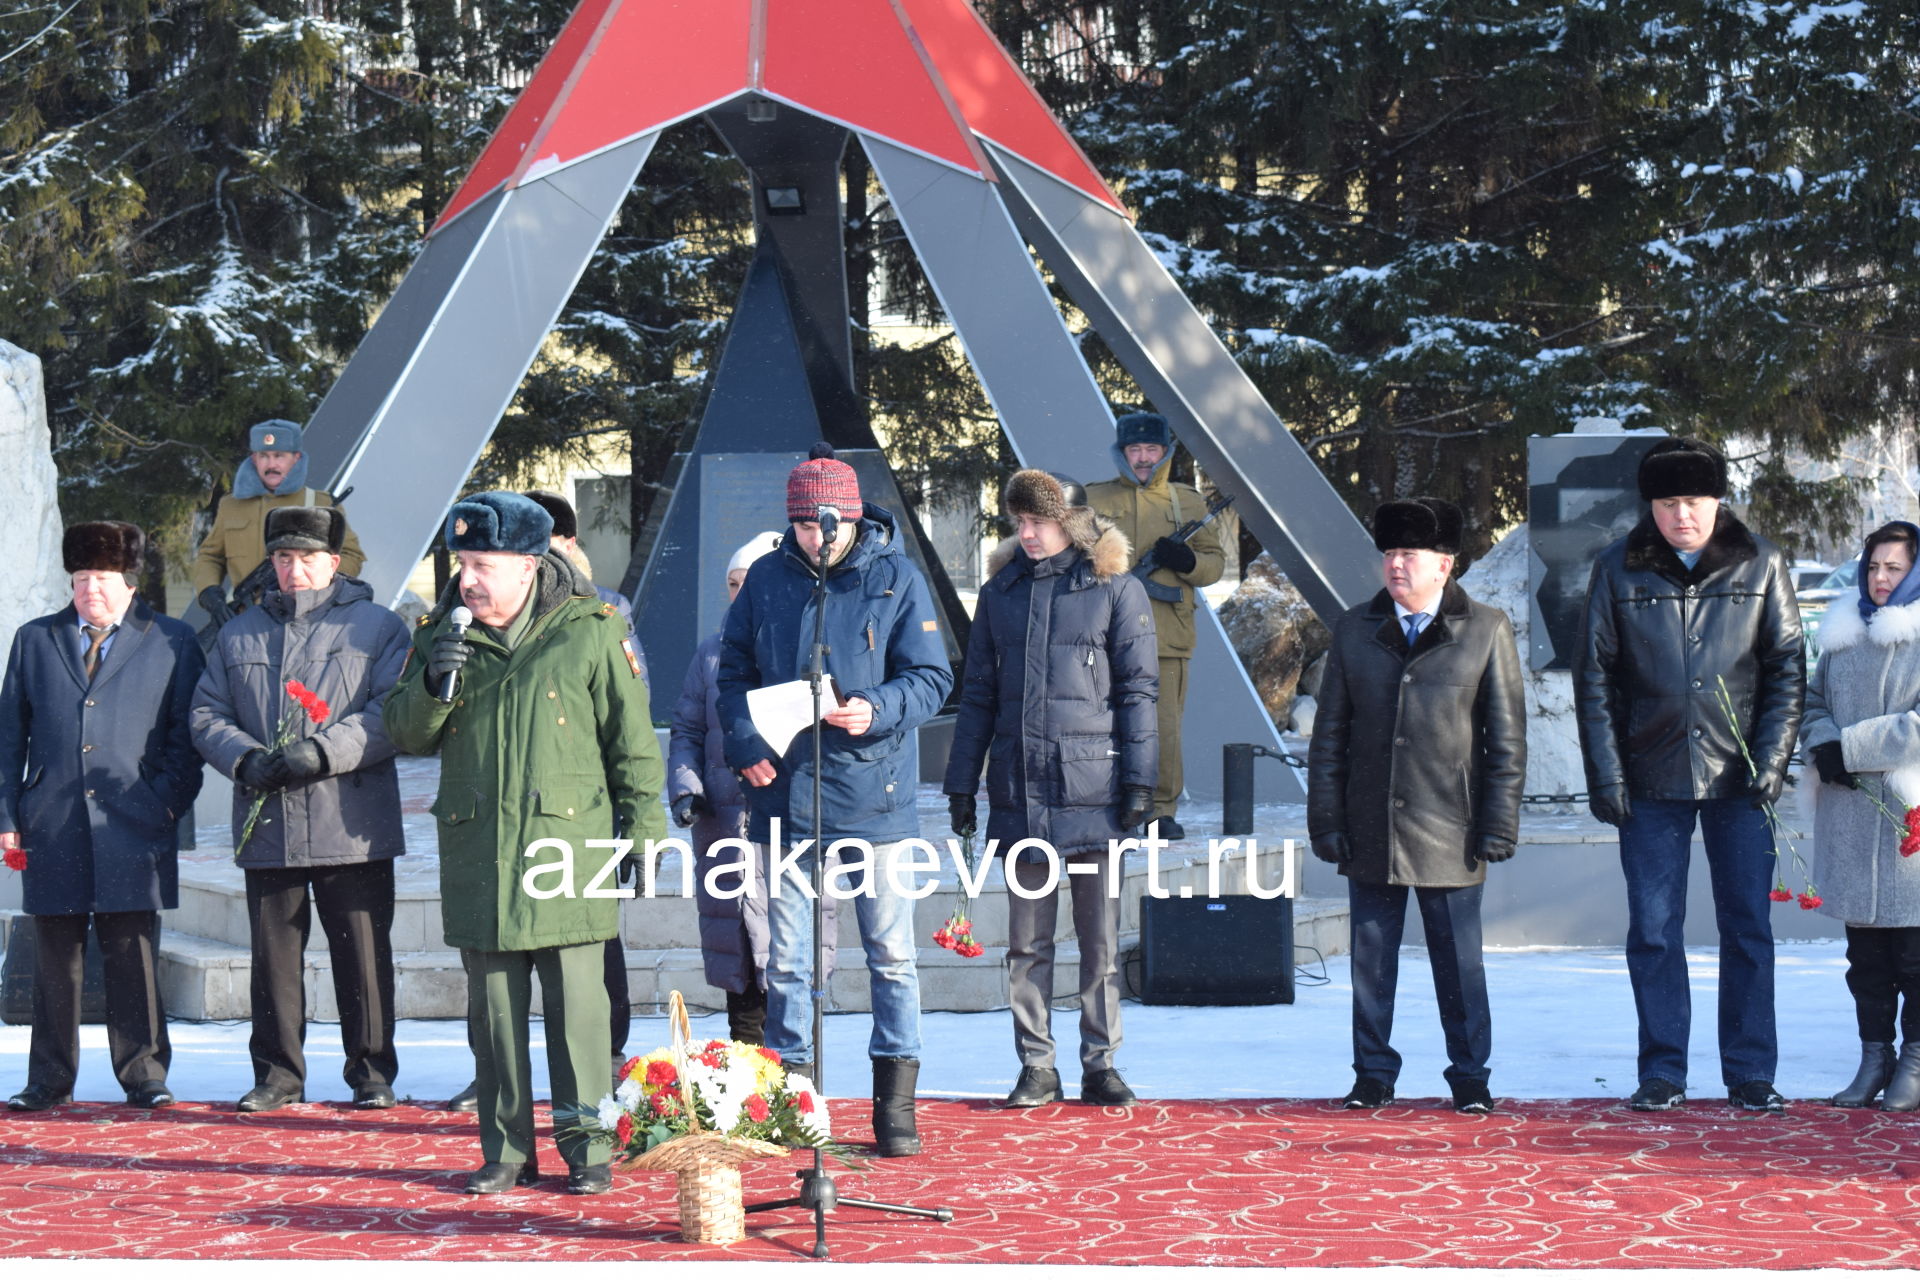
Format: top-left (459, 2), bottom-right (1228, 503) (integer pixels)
top-left (716, 504), bottom-right (953, 844)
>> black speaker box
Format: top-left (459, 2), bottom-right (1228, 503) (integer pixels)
top-left (1139, 894), bottom-right (1294, 1005)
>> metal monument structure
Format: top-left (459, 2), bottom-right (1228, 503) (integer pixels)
top-left (299, 0), bottom-right (1380, 800)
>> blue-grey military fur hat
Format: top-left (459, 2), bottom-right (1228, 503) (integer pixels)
top-left (1115, 411), bottom-right (1173, 449)
top-left (249, 419), bottom-right (304, 453)
top-left (445, 491), bottom-right (553, 556)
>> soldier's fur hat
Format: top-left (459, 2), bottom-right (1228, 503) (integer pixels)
top-left (445, 491), bottom-right (553, 556)
top-left (1637, 436), bottom-right (1728, 502)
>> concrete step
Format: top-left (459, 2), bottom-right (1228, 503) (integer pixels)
top-left (7, 888), bottom-right (1348, 1021)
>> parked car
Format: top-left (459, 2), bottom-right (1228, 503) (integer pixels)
top-left (1791, 560), bottom-right (1833, 594)
top-left (1799, 560), bottom-right (1857, 662)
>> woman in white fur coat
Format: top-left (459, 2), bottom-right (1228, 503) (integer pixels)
top-left (1803, 520), bottom-right (1920, 1110)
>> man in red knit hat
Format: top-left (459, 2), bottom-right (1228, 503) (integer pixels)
top-left (716, 444), bottom-right (953, 1157)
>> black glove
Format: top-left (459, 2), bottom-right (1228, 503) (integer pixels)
top-left (1810, 741), bottom-right (1857, 790)
top-left (671, 793), bottom-right (708, 827)
top-left (235, 748), bottom-right (293, 792)
top-left (1152, 537), bottom-right (1198, 575)
top-left (1117, 785), bottom-right (1154, 831)
top-left (1749, 767), bottom-right (1786, 810)
top-left (1588, 785), bottom-right (1632, 827)
top-left (1311, 832), bottom-right (1353, 865)
top-left (1473, 834), bottom-right (1516, 865)
top-left (426, 632), bottom-right (474, 690)
top-left (197, 585), bottom-right (236, 627)
top-left (947, 792), bottom-right (977, 839)
top-left (271, 738), bottom-right (328, 783)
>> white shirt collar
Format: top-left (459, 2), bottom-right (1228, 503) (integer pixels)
top-left (1393, 597), bottom-right (1440, 622)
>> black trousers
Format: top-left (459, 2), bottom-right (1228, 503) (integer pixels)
top-left (29, 911), bottom-right (170, 1093)
top-left (244, 861), bottom-right (397, 1092)
top-left (1844, 925), bottom-right (1920, 1044)
top-left (1348, 879), bottom-right (1491, 1090)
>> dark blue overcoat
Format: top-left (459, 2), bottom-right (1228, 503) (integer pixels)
top-left (0, 599), bottom-right (205, 914)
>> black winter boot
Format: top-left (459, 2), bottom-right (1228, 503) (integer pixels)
top-left (1882, 1043), bottom-right (1920, 1112)
top-left (727, 987), bottom-right (767, 1046)
top-left (871, 1057), bottom-right (922, 1158)
top-left (1832, 1041), bottom-right (1897, 1107)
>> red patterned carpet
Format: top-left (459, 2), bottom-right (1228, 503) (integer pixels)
top-left (1, 1096), bottom-right (1918, 1265)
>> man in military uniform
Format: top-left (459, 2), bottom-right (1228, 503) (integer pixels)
top-left (1085, 412), bottom-right (1225, 839)
top-left (385, 491), bottom-right (664, 1196)
top-left (193, 419), bottom-right (366, 626)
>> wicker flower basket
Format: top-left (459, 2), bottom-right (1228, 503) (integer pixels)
top-left (628, 992), bottom-right (787, 1245)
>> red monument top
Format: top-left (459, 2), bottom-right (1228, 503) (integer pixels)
top-left (432, 0), bottom-right (1125, 235)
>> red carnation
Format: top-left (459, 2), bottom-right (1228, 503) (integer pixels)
top-left (2, 846), bottom-right (24, 872)
top-left (305, 696), bottom-right (330, 724)
top-left (759, 1047), bottom-right (782, 1064)
top-left (1769, 888), bottom-right (1793, 903)
top-left (958, 941), bottom-right (985, 958)
top-left (932, 927), bottom-right (954, 950)
top-left (1906, 806), bottom-right (1920, 832)
top-left (744, 1094), bottom-right (770, 1123)
top-left (797, 1091), bottom-right (815, 1115)
top-left (286, 679), bottom-right (311, 700)
top-left (1904, 835), bottom-right (1920, 858)
top-left (696, 1048), bottom-right (724, 1070)
top-left (619, 1056), bottom-right (642, 1082)
top-left (645, 1060), bottom-right (678, 1088)
top-left (615, 1113), bottom-right (634, 1146)
top-left (651, 1092), bottom-right (678, 1115)
top-left (1799, 892), bottom-right (1823, 910)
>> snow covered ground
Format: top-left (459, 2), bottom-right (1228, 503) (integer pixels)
top-left (0, 940), bottom-right (1869, 1106)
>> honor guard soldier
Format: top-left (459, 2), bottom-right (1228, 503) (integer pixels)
top-left (1085, 412), bottom-right (1224, 838)
top-left (192, 419), bottom-right (366, 629)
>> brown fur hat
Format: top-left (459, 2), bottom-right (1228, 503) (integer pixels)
top-left (1004, 469), bottom-right (1101, 547)
top-left (63, 521), bottom-right (145, 576)
top-left (993, 470), bottom-right (1130, 578)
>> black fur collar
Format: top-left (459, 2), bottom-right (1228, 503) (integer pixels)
top-left (1623, 509), bottom-right (1757, 584)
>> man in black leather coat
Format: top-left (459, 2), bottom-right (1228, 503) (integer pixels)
top-left (1574, 437), bottom-right (1804, 1113)
top-left (1309, 497), bottom-right (1526, 1115)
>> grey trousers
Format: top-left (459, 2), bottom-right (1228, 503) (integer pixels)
top-left (1006, 852), bottom-right (1122, 1074)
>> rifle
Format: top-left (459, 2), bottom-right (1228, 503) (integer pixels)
top-left (1131, 490), bottom-right (1233, 604)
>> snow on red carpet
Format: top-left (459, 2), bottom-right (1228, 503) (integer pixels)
top-left (1, 1096), bottom-right (1918, 1265)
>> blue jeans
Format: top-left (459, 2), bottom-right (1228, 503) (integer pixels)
top-left (762, 840), bottom-right (922, 1065)
top-left (1618, 797), bottom-right (1778, 1090)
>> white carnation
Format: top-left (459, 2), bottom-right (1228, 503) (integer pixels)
top-left (615, 1076), bottom-right (643, 1108)
top-left (596, 1096), bottom-right (626, 1130)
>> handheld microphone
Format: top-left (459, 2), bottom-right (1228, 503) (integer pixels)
top-left (435, 605), bottom-right (472, 704)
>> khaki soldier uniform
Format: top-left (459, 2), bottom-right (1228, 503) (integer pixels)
top-left (1086, 444), bottom-right (1224, 824)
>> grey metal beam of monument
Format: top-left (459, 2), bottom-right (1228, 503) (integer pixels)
top-left (300, 134), bottom-right (660, 608)
top-left (868, 137), bottom-right (1297, 800)
top-left (987, 144), bottom-right (1380, 624)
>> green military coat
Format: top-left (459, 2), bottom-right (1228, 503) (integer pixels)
top-left (385, 554), bottom-right (665, 951)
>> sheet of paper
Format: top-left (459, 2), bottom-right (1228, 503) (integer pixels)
top-left (746, 678), bottom-right (846, 758)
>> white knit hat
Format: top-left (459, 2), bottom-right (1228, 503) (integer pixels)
top-left (727, 531), bottom-right (782, 575)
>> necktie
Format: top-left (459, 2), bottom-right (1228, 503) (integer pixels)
top-left (1403, 613), bottom-right (1428, 648)
top-left (82, 624), bottom-right (113, 681)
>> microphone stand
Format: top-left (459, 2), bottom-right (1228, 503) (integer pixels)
top-left (744, 509), bottom-right (953, 1257)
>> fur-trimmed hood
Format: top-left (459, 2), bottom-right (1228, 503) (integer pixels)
top-left (1818, 597), bottom-right (1920, 654)
top-left (1622, 508), bottom-right (1758, 583)
top-left (231, 453), bottom-right (311, 499)
top-left (985, 516), bottom-right (1131, 582)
